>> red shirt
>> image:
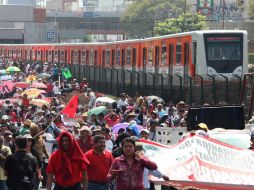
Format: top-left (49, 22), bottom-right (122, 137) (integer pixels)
top-left (85, 149), bottom-right (114, 183)
top-left (46, 151), bottom-right (87, 187)
top-left (107, 155), bottom-right (157, 190)
top-left (22, 98), bottom-right (29, 108)
top-left (77, 138), bottom-right (93, 154)
top-left (46, 83), bottom-right (53, 93)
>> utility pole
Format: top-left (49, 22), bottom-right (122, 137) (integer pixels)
top-left (222, 0), bottom-right (225, 29)
top-left (184, 0), bottom-right (187, 14)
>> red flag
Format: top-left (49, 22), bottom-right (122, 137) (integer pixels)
top-left (61, 95), bottom-right (79, 118)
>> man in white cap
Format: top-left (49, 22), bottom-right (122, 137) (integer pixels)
top-left (77, 126), bottom-right (93, 153)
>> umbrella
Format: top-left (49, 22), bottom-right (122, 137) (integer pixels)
top-left (0, 70), bottom-right (6, 75)
top-left (30, 99), bottom-right (50, 107)
top-left (0, 80), bottom-right (14, 91)
top-left (6, 66), bottom-right (20, 73)
top-left (112, 122), bottom-right (143, 134)
top-left (21, 88), bottom-right (46, 98)
top-left (15, 82), bottom-right (29, 89)
top-left (146, 95), bottom-right (164, 104)
top-left (88, 106), bottom-right (108, 116)
top-left (31, 82), bottom-right (47, 89)
top-left (0, 75), bottom-right (13, 81)
top-left (38, 73), bottom-right (51, 78)
top-left (95, 97), bottom-right (116, 105)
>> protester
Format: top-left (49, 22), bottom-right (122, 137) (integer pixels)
top-left (107, 137), bottom-right (157, 190)
top-left (77, 126), bottom-right (93, 153)
top-left (46, 131), bottom-right (89, 190)
top-left (4, 135), bottom-right (37, 190)
top-left (0, 136), bottom-right (11, 190)
top-left (85, 135), bottom-right (114, 190)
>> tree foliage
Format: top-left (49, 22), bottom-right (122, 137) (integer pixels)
top-left (248, 0), bottom-right (254, 18)
top-left (154, 13), bottom-right (207, 36)
top-left (121, 0), bottom-right (186, 38)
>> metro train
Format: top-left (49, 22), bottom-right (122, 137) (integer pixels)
top-left (0, 30), bottom-right (248, 77)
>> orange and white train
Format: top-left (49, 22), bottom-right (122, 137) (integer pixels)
top-left (0, 30), bottom-right (248, 77)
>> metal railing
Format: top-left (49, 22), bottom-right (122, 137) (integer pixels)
top-left (65, 64), bottom-right (242, 106)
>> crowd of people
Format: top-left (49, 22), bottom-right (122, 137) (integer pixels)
top-left (0, 58), bottom-right (203, 190)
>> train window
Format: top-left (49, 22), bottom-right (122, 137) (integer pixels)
top-left (18, 50), bottom-right (21, 58)
top-left (192, 42), bottom-right (197, 67)
top-left (48, 51), bottom-right (52, 62)
top-left (60, 51), bottom-right (65, 63)
top-left (30, 50), bottom-right (33, 61)
top-left (81, 51), bottom-right (86, 64)
top-left (73, 50), bottom-right (79, 64)
top-left (54, 51), bottom-right (58, 62)
top-left (94, 50), bottom-right (98, 66)
top-left (90, 50), bottom-right (94, 65)
top-left (126, 48), bottom-right (131, 65)
top-left (37, 50), bottom-right (41, 61)
top-left (116, 49), bottom-right (120, 65)
top-left (148, 47), bottom-right (153, 65)
top-left (106, 50), bottom-right (110, 65)
top-left (176, 44), bottom-right (182, 64)
top-left (161, 45), bottom-right (167, 65)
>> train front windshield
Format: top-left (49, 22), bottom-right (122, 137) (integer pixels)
top-left (204, 33), bottom-right (243, 74)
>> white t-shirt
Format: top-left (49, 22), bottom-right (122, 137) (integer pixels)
top-left (105, 139), bottom-right (113, 152)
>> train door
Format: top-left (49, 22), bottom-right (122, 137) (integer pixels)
top-left (142, 48), bottom-right (147, 72)
top-left (81, 50), bottom-right (86, 65)
top-left (90, 50), bottom-right (94, 65)
top-left (102, 50), bottom-right (106, 66)
top-left (155, 46), bottom-right (160, 74)
top-left (192, 41), bottom-right (197, 75)
top-left (132, 48), bottom-right (137, 71)
top-left (121, 48), bottom-right (125, 69)
top-left (116, 48), bottom-right (121, 67)
top-left (184, 42), bottom-right (190, 76)
top-left (111, 49), bottom-right (115, 67)
top-left (94, 50), bottom-right (98, 66)
top-left (169, 44), bottom-right (174, 75)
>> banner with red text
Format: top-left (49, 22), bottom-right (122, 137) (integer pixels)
top-left (140, 135), bottom-right (254, 190)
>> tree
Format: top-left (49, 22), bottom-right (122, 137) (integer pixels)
top-left (154, 13), bottom-right (207, 36)
top-left (248, 0), bottom-right (254, 18)
top-left (121, 0), bottom-right (186, 38)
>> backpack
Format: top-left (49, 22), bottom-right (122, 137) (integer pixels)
top-left (10, 153), bottom-right (35, 190)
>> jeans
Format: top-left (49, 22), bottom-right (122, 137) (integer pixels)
top-left (0, 180), bottom-right (7, 190)
top-left (87, 182), bottom-right (109, 190)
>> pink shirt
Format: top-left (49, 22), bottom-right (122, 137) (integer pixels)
top-left (107, 155), bottom-right (157, 190)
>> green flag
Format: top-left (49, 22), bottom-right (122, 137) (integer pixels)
top-left (62, 68), bottom-right (72, 79)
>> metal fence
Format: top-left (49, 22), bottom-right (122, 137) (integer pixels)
top-left (64, 64), bottom-right (242, 106)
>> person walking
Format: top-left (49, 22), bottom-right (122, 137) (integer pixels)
top-left (46, 131), bottom-right (89, 190)
top-left (85, 135), bottom-right (114, 190)
top-left (107, 138), bottom-right (157, 190)
top-left (0, 136), bottom-right (11, 190)
top-left (4, 135), bottom-right (37, 190)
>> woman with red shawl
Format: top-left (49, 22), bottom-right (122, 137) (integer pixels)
top-left (46, 131), bottom-right (89, 190)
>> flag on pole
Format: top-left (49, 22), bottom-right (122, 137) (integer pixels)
top-left (61, 95), bottom-right (78, 118)
top-left (62, 68), bottom-right (72, 79)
